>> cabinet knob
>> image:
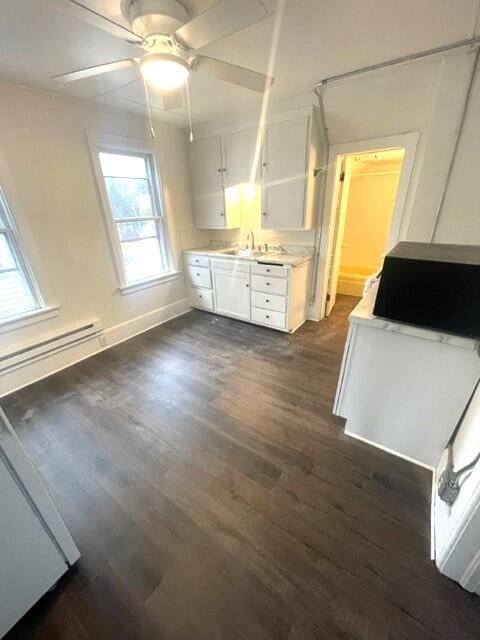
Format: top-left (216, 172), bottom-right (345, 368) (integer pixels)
top-left (195, 259), bottom-right (199, 262)
top-left (266, 299), bottom-right (270, 302)
top-left (220, 212), bottom-right (224, 216)
top-left (266, 282), bottom-right (270, 286)
top-left (217, 168), bottom-right (222, 172)
top-left (199, 295), bottom-right (203, 298)
top-left (246, 284), bottom-right (250, 288)
top-left (262, 162), bottom-right (267, 167)
top-left (196, 273), bottom-right (200, 276)
top-left (262, 212), bottom-right (267, 216)
top-left (265, 315), bottom-right (270, 319)
top-left (266, 268), bottom-right (270, 272)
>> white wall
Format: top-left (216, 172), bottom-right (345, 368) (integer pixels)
top-left (0, 82), bottom-right (207, 396)
top-left (321, 48), bottom-right (479, 245)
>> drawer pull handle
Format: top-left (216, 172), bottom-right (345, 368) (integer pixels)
top-left (246, 284), bottom-right (250, 288)
top-left (265, 315), bottom-right (270, 319)
top-left (266, 282), bottom-right (270, 286)
top-left (266, 299), bottom-right (270, 302)
top-left (195, 259), bottom-right (199, 262)
top-left (266, 269), bottom-right (270, 272)
top-left (199, 295), bottom-right (203, 298)
top-left (196, 273), bottom-right (200, 276)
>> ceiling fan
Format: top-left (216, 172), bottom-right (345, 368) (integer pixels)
top-left (52, 0), bottom-right (275, 107)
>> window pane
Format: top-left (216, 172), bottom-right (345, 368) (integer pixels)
top-left (0, 270), bottom-right (36, 321)
top-left (105, 177), bottom-right (153, 219)
top-left (0, 233), bottom-right (16, 270)
top-left (117, 220), bottom-right (157, 242)
top-left (99, 152), bottom-right (148, 178)
top-left (121, 238), bottom-right (165, 283)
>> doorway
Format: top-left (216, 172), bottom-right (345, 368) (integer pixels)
top-left (314, 133), bottom-right (418, 319)
top-left (327, 148), bottom-right (405, 313)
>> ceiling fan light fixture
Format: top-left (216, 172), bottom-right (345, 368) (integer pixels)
top-left (140, 54), bottom-right (189, 90)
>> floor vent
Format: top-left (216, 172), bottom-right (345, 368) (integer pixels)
top-left (0, 320), bottom-right (103, 374)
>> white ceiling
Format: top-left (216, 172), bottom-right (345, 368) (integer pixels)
top-left (1, 0), bottom-right (479, 127)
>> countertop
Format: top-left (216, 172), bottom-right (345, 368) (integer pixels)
top-left (184, 247), bottom-right (312, 267)
top-left (350, 287), bottom-right (478, 350)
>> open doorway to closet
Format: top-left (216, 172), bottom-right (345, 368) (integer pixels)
top-left (320, 133), bottom-right (418, 318)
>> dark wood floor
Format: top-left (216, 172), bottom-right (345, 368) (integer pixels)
top-left (3, 295), bottom-right (480, 639)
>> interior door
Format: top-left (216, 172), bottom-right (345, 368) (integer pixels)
top-left (189, 136), bottom-right (223, 187)
top-left (263, 116), bottom-right (309, 181)
top-left (261, 178), bottom-right (306, 229)
top-left (194, 188), bottom-right (226, 228)
top-left (222, 127), bottom-right (259, 185)
top-left (325, 157), bottom-right (352, 316)
top-left (0, 409), bottom-right (79, 637)
top-left (213, 269), bottom-right (251, 321)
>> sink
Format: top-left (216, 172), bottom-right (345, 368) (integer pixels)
top-left (237, 248), bottom-right (265, 257)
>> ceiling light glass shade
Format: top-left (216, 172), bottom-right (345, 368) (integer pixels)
top-left (140, 55), bottom-right (189, 91)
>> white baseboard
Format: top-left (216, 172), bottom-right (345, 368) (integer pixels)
top-left (1, 298), bottom-right (191, 398)
top-left (344, 428), bottom-right (435, 471)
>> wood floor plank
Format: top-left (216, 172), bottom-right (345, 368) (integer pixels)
top-left (3, 295), bottom-right (480, 639)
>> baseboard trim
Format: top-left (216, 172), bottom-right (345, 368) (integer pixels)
top-left (1, 298), bottom-right (192, 398)
top-left (344, 428), bottom-right (435, 471)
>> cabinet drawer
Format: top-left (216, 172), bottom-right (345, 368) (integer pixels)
top-left (252, 274), bottom-right (287, 296)
top-left (252, 291), bottom-right (287, 312)
top-left (190, 287), bottom-right (213, 310)
top-left (252, 307), bottom-right (286, 330)
top-left (252, 264), bottom-right (288, 278)
top-left (210, 259), bottom-right (250, 273)
top-left (185, 254), bottom-right (210, 268)
top-left (187, 265), bottom-right (212, 289)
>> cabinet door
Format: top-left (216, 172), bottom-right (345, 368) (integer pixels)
top-left (262, 178), bottom-right (306, 229)
top-left (194, 188), bottom-right (226, 228)
top-left (189, 136), bottom-right (223, 186)
top-left (223, 127), bottom-right (259, 185)
top-left (263, 116), bottom-right (309, 181)
top-left (213, 269), bottom-right (251, 321)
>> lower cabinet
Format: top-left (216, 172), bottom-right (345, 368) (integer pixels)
top-left (185, 253), bottom-right (310, 333)
top-left (212, 269), bottom-right (251, 321)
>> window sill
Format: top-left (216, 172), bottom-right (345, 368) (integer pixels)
top-left (0, 305), bottom-right (60, 334)
top-left (119, 271), bottom-right (182, 295)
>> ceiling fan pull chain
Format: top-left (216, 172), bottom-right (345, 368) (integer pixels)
top-left (142, 76), bottom-right (156, 139)
top-left (185, 77), bottom-right (194, 142)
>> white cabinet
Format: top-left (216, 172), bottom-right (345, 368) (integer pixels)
top-left (223, 127), bottom-right (259, 185)
top-left (189, 107), bottom-right (320, 231)
top-left (185, 252), bottom-right (311, 333)
top-left (262, 116), bottom-right (309, 180)
top-left (212, 268), bottom-right (251, 321)
top-left (189, 136), bottom-right (223, 187)
top-left (193, 188), bottom-right (228, 228)
top-left (262, 178), bottom-right (306, 229)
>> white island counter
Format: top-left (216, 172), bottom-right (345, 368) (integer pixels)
top-left (334, 288), bottom-right (480, 468)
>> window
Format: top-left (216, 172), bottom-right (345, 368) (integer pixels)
top-left (95, 145), bottom-right (172, 288)
top-left (0, 187), bottom-right (43, 322)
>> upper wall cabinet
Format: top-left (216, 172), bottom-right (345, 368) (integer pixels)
top-left (222, 127), bottom-right (259, 185)
top-left (189, 107), bottom-right (320, 230)
top-left (189, 136), bottom-right (223, 187)
top-left (262, 117), bottom-right (309, 181)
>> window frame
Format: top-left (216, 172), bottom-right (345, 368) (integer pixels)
top-left (0, 186), bottom-right (46, 323)
top-left (87, 132), bottom-right (178, 293)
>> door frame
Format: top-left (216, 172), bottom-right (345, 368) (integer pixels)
top-left (316, 132), bottom-right (419, 319)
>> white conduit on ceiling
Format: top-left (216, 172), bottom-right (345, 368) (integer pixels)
top-left (308, 35), bottom-right (480, 307)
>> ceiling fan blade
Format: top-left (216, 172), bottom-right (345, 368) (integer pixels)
top-left (52, 59), bottom-right (137, 83)
top-left (53, 0), bottom-right (144, 44)
top-left (175, 0), bottom-right (267, 50)
top-left (195, 56), bottom-right (274, 93)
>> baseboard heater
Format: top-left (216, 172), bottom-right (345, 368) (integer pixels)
top-left (0, 320), bottom-right (103, 374)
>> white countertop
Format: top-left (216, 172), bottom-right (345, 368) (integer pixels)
top-left (350, 287), bottom-right (478, 350)
top-left (184, 247), bottom-right (312, 267)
